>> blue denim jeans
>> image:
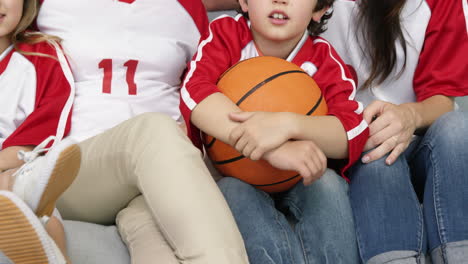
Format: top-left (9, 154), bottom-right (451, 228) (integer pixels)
top-left (217, 169), bottom-right (360, 264)
top-left (349, 111), bottom-right (468, 264)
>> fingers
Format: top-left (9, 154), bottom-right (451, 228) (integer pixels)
top-left (363, 100), bottom-right (386, 124)
top-left (367, 113), bottom-right (392, 136)
top-left (362, 135), bottom-right (398, 163)
top-left (301, 143), bottom-right (327, 186)
top-left (229, 126), bottom-right (244, 146)
top-left (366, 122), bottom-right (400, 149)
top-left (228, 111), bottom-right (254, 122)
top-left (385, 142), bottom-right (408, 165)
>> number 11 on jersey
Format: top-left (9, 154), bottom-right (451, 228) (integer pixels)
top-left (99, 59), bottom-right (139, 95)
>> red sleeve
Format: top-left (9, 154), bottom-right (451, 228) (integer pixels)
top-left (2, 42), bottom-right (73, 148)
top-left (414, 0), bottom-right (468, 101)
top-left (309, 38), bottom-right (369, 178)
top-left (180, 16), bottom-right (250, 148)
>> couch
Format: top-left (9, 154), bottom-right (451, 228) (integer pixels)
top-left (0, 7), bottom-right (466, 263)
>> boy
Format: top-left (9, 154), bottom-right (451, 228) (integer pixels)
top-left (181, 0), bottom-right (368, 262)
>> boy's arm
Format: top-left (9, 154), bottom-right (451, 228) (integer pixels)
top-left (297, 39), bottom-right (368, 171)
top-left (228, 111), bottom-right (348, 159)
top-left (191, 93), bottom-right (242, 145)
top-left (180, 16), bottom-right (250, 148)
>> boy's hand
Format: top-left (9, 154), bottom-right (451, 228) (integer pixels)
top-left (263, 140), bottom-right (327, 186)
top-left (229, 111), bottom-right (296, 160)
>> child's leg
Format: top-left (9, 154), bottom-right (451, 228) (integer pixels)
top-left (217, 176), bottom-right (304, 264)
top-left (46, 215), bottom-right (70, 263)
top-left (116, 195), bottom-right (179, 264)
top-left (282, 169), bottom-right (360, 264)
top-left (0, 169), bottom-right (16, 190)
top-left (57, 113), bottom-right (249, 263)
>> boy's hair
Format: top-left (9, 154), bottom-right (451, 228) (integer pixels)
top-left (11, 0), bottom-right (61, 59)
top-left (239, 0), bottom-right (335, 36)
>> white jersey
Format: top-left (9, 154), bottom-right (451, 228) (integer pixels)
top-left (37, 0), bottom-right (208, 141)
top-left (322, 0), bottom-right (468, 107)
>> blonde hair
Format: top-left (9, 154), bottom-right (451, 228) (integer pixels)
top-left (11, 0), bottom-right (61, 59)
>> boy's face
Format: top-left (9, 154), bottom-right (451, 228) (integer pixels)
top-left (239, 0), bottom-right (325, 44)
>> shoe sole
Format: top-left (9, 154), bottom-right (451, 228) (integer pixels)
top-left (35, 144), bottom-right (81, 217)
top-left (0, 192), bottom-right (51, 264)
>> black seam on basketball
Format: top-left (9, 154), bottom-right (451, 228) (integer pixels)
top-left (213, 155), bottom-right (245, 165)
top-left (205, 138), bottom-right (215, 149)
top-left (236, 70), bottom-right (307, 106)
top-left (251, 174), bottom-right (301, 187)
top-left (305, 93), bottom-right (324, 116)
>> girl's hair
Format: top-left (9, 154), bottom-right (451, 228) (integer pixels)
top-left (239, 0), bottom-right (335, 36)
top-left (11, 0), bottom-right (61, 58)
top-left (356, 0), bottom-right (407, 89)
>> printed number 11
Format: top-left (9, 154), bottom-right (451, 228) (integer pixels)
top-left (99, 59), bottom-right (138, 95)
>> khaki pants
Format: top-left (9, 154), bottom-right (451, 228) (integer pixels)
top-left (57, 113), bottom-right (248, 264)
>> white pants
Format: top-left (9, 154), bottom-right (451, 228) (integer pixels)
top-left (57, 113), bottom-right (249, 264)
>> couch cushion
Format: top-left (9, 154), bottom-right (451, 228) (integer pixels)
top-left (64, 220), bottom-right (130, 264)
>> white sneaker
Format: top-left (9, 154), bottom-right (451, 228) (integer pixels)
top-left (0, 191), bottom-right (67, 264)
top-left (12, 136), bottom-right (81, 217)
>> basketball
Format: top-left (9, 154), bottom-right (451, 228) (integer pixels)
top-left (203, 56), bottom-right (328, 193)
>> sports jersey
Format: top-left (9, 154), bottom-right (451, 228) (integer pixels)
top-left (0, 41), bottom-right (74, 150)
top-left (36, 0), bottom-right (208, 142)
top-left (321, 0), bottom-right (468, 108)
top-left (180, 14), bottom-right (369, 173)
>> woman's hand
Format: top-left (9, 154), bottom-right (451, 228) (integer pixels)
top-left (229, 111), bottom-right (296, 160)
top-left (263, 140), bottom-right (327, 185)
top-left (361, 100), bottom-right (419, 165)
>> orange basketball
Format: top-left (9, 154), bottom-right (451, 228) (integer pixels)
top-left (203, 56), bottom-right (328, 193)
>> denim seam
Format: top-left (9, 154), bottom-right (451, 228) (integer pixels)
top-left (296, 223), bottom-right (310, 264)
top-left (274, 205), bottom-right (295, 263)
top-left (426, 142), bottom-right (449, 264)
top-left (281, 197), bottom-right (302, 219)
top-left (407, 160), bottom-right (425, 263)
top-left (350, 199), bottom-right (366, 262)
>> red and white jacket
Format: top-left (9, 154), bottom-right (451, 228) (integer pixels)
top-left (0, 41), bottom-right (74, 149)
top-left (37, 0), bottom-right (208, 141)
top-left (180, 15), bottom-right (369, 174)
top-left (321, 0), bottom-right (468, 107)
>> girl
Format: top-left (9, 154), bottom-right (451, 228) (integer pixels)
top-left (321, 0), bottom-right (468, 263)
top-left (0, 0), bottom-right (78, 262)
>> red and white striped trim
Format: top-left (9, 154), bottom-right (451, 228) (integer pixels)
top-left (313, 38), bottom-right (364, 115)
top-left (181, 14), bottom-right (243, 110)
top-left (48, 41), bottom-right (75, 146)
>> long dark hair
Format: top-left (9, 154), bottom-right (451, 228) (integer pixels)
top-left (356, 0), bottom-right (407, 88)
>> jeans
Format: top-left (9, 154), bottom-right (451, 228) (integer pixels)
top-left (218, 169), bottom-right (360, 264)
top-left (349, 111), bottom-right (468, 264)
